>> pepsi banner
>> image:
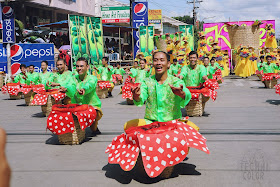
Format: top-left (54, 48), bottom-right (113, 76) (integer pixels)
top-left (0, 43), bottom-right (55, 74)
top-left (2, 4), bottom-right (15, 43)
top-left (132, 2), bottom-right (148, 58)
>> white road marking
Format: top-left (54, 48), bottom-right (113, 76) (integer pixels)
top-left (233, 80), bottom-right (244, 86)
top-left (249, 81), bottom-right (263, 87)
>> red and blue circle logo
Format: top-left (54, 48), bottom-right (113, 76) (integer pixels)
top-left (2, 6), bottom-right (13, 18)
top-left (134, 3), bottom-right (147, 16)
top-left (11, 63), bottom-right (21, 75)
top-left (11, 44), bottom-right (24, 62)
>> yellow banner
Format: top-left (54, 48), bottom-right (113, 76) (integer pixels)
top-left (148, 9), bottom-right (162, 29)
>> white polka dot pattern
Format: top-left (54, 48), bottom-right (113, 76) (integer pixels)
top-left (31, 90), bottom-right (66, 106)
top-left (105, 133), bottom-right (140, 171)
top-left (105, 119), bottom-right (210, 178)
top-left (47, 104), bottom-right (97, 135)
top-left (122, 83), bottom-right (140, 100)
top-left (112, 74), bottom-right (123, 84)
top-left (97, 81), bottom-right (112, 89)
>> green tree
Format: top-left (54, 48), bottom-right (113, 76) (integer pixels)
top-left (173, 15), bottom-right (204, 50)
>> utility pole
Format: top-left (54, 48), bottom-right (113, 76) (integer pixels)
top-left (130, 0), bottom-right (135, 27)
top-left (187, 0), bottom-right (203, 26)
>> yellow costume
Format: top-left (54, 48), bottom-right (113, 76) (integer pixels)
top-left (248, 52), bottom-right (258, 75)
top-left (265, 29), bottom-right (277, 49)
top-left (221, 55), bottom-right (230, 76)
top-left (234, 48), bottom-right (251, 77)
top-left (197, 38), bottom-right (208, 53)
top-left (197, 50), bottom-right (206, 65)
top-left (124, 118), bottom-right (199, 132)
top-left (211, 49), bottom-right (229, 77)
top-left (166, 42), bottom-right (176, 63)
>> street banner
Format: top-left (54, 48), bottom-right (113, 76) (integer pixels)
top-left (68, 15), bottom-right (104, 70)
top-left (0, 43), bottom-right (55, 74)
top-left (139, 26), bottom-right (154, 58)
top-left (101, 6), bottom-right (130, 23)
top-left (132, 2), bottom-right (148, 58)
top-left (2, 4), bottom-right (15, 43)
top-left (203, 20), bottom-right (275, 68)
top-left (148, 9), bottom-right (162, 29)
top-left (179, 25), bottom-right (194, 51)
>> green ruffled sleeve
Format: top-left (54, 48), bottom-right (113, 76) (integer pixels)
top-left (81, 76), bottom-right (97, 95)
top-left (180, 65), bottom-right (188, 78)
top-left (130, 68), bottom-right (138, 78)
top-left (273, 63), bottom-right (280, 70)
top-left (121, 68), bottom-right (126, 75)
top-left (133, 81), bottom-right (148, 107)
top-left (199, 65), bottom-right (207, 83)
top-left (209, 66), bottom-right (216, 78)
top-left (61, 73), bottom-right (76, 98)
top-left (173, 78), bottom-right (191, 108)
top-left (13, 74), bottom-right (20, 83)
top-left (146, 69), bottom-right (151, 77)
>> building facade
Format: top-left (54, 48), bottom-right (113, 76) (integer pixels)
top-left (10, 0), bottom-right (185, 33)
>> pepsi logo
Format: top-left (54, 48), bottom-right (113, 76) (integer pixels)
top-left (134, 3), bottom-right (147, 16)
top-left (11, 62), bottom-right (21, 75)
top-left (2, 6), bottom-right (13, 18)
top-left (11, 44), bottom-right (23, 62)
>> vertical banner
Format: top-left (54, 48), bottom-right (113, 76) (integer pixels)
top-left (2, 4), bottom-right (15, 43)
top-left (148, 9), bottom-right (162, 29)
top-left (179, 25), bottom-right (194, 51)
top-left (68, 15), bottom-right (104, 70)
top-left (139, 26), bottom-right (154, 57)
top-left (132, 2), bottom-right (148, 58)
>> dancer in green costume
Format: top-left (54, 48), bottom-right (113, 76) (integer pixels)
top-left (203, 57), bottom-right (216, 79)
top-left (261, 56), bottom-right (280, 73)
top-left (94, 57), bottom-right (114, 97)
top-left (114, 62), bottom-right (126, 84)
top-left (71, 57), bottom-right (103, 134)
top-left (179, 51), bottom-right (208, 87)
top-left (12, 64), bottom-right (28, 84)
top-left (169, 59), bottom-right (181, 76)
top-left (210, 58), bottom-right (223, 71)
top-left (129, 59), bottom-right (151, 83)
top-left (26, 65), bottom-right (39, 85)
top-left (125, 51), bottom-right (192, 127)
top-left (257, 56), bottom-right (266, 71)
top-left (47, 59), bottom-right (75, 100)
top-left (38, 61), bottom-right (53, 89)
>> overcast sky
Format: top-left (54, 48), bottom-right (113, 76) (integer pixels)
top-left (117, 0), bottom-right (279, 35)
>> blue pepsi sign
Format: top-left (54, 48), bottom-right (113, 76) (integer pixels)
top-left (0, 43), bottom-right (55, 74)
top-left (132, 2), bottom-right (148, 58)
top-left (2, 5), bottom-right (15, 43)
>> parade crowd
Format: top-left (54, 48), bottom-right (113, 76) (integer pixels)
top-left (1, 23), bottom-right (280, 182)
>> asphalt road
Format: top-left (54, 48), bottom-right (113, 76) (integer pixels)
top-left (1, 75), bottom-right (280, 187)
